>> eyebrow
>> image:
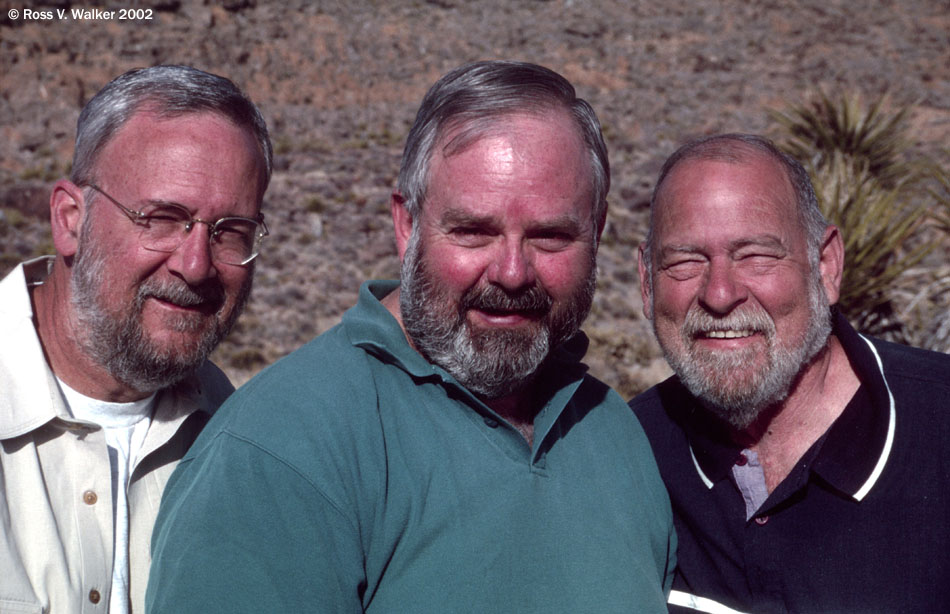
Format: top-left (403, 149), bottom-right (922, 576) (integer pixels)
top-left (729, 235), bottom-right (787, 252)
top-left (439, 208), bottom-right (588, 235)
top-left (141, 199), bottom-right (259, 222)
top-left (659, 235), bottom-right (788, 257)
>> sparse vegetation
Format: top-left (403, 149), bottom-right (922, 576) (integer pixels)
top-left (772, 93), bottom-right (949, 348)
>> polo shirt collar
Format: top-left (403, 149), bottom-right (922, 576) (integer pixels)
top-left (680, 310), bottom-right (895, 500)
top-left (343, 279), bottom-right (592, 449)
top-left (810, 311), bottom-right (895, 500)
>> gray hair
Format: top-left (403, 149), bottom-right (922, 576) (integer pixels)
top-left (70, 65), bottom-right (272, 200)
top-left (396, 60), bottom-right (609, 225)
top-left (644, 133), bottom-right (828, 282)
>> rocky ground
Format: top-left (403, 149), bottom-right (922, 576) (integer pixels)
top-left (2, 0), bottom-right (948, 396)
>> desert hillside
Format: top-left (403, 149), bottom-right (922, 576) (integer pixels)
top-left (2, 0), bottom-right (947, 395)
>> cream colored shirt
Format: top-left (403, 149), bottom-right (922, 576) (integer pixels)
top-left (58, 379), bottom-right (154, 614)
top-left (0, 258), bottom-right (234, 614)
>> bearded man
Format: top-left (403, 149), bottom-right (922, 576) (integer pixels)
top-left (147, 61), bottom-right (676, 614)
top-left (630, 133), bottom-right (950, 613)
top-left (0, 65), bottom-right (271, 614)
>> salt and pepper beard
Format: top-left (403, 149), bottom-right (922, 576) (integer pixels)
top-left (654, 269), bottom-right (832, 430)
top-left (400, 228), bottom-right (597, 400)
top-left (70, 213), bottom-right (251, 394)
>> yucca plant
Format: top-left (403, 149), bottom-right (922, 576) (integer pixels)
top-left (773, 91), bottom-right (918, 189)
top-left (810, 152), bottom-right (932, 335)
top-left (771, 92), bottom-right (938, 341)
top-left (927, 153), bottom-right (950, 236)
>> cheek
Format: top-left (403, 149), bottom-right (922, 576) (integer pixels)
top-left (534, 251), bottom-right (592, 297)
top-left (746, 274), bottom-right (808, 318)
top-left (219, 268), bottom-right (252, 303)
top-left (422, 242), bottom-right (492, 291)
top-left (651, 278), bottom-right (696, 321)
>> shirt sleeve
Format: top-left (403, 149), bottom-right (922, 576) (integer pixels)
top-left (146, 430), bottom-right (366, 614)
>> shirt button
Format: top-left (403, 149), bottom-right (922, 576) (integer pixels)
top-left (755, 515), bottom-right (769, 526)
top-left (83, 490), bottom-right (98, 505)
top-left (484, 417), bottom-right (499, 428)
top-left (89, 589), bottom-right (101, 604)
top-left (735, 453), bottom-right (748, 466)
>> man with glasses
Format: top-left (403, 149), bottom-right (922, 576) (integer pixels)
top-left (0, 65), bottom-right (271, 614)
top-left (147, 61), bottom-right (675, 613)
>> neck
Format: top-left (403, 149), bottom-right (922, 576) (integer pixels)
top-left (484, 391), bottom-right (537, 447)
top-left (32, 258), bottom-right (150, 403)
top-left (738, 335), bottom-right (860, 492)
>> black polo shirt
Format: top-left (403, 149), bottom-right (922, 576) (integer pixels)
top-left (631, 312), bottom-right (950, 613)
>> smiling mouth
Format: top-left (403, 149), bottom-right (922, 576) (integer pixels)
top-left (148, 295), bottom-right (218, 316)
top-left (701, 329), bottom-right (757, 339)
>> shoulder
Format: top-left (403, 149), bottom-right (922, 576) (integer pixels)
top-left (185, 323), bottom-right (385, 464)
top-left (191, 361), bottom-right (236, 410)
top-left (629, 378), bottom-right (683, 428)
top-left (572, 373), bottom-right (645, 430)
top-left (628, 377), bottom-right (696, 453)
top-left (869, 336), bottom-right (950, 390)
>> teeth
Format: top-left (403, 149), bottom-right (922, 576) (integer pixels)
top-left (705, 330), bottom-right (754, 339)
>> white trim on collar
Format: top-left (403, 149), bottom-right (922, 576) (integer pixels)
top-left (669, 589), bottom-right (750, 613)
top-left (852, 335), bottom-right (896, 501)
top-left (690, 444), bottom-right (715, 489)
top-left (687, 334), bottom-right (896, 498)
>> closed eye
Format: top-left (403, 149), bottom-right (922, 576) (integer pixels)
top-left (449, 226), bottom-right (494, 246)
top-left (737, 252), bottom-right (782, 271)
top-left (662, 258), bottom-right (706, 280)
top-left (531, 231), bottom-right (575, 252)
top-left (141, 204), bottom-right (191, 224)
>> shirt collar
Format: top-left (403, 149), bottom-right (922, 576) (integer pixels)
top-left (341, 279), bottom-right (592, 446)
top-left (677, 310), bottom-right (895, 500)
top-left (0, 257), bottom-right (221, 442)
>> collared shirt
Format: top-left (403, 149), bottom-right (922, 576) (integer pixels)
top-left (631, 311), bottom-right (950, 613)
top-left (148, 279), bottom-right (676, 613)
top-left (0, 257), bottom-right (234, 614)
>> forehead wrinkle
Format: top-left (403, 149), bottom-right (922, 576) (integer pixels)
top-left (729, 234), bottom-right (788, 252)
top-left (656, 233), bottom-right (789, 263)
top-left (438, 207), bottom-right (495, 226)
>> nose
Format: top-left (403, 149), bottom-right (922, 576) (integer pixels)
top-left (486, 238), bottom-right (536, 291)
top-left (165, 223), bottom-right (218, 285)
top-left (698, 257), bottom-right (747, 315)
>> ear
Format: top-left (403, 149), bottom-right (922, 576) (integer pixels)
top-left (49, 179), bottom-right (86, 258)
top-left (818, 225), bottom-right (844, 306)
top-left (638, 243), bottom-right (654, 320)
top-left (390, 191), bottom-right (414, 262)
top-left (592, 200), bottom-right (609, 248)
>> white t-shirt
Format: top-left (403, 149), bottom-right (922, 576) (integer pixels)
top-left (57, 379), bottom-right (154, 614)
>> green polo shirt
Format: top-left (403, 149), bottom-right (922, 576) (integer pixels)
top-left (147, 280), bottom-right (675, 613)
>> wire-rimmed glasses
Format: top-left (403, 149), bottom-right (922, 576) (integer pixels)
top-left (85, 183), bottom-right (268, 265)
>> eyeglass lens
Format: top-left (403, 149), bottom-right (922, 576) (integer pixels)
top-left (136, 204), bottom-right (262, 265)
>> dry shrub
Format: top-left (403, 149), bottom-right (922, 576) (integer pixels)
top-left (772, 92), bottom-right (948, 348)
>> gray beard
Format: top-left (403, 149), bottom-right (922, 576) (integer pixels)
top-left (70, 228), bottom-right (250, 394)
top-left (656, 272), bottom-right (832, 430)
top-left (399, 230), bottom-right (596, 400)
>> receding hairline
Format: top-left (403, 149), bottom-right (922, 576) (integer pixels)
top-left (654, 142), bottom-right (795, 207)
top-left (92, 105), bottom-right (270, 199)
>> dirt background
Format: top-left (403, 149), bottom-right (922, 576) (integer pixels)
top-left (2, 0), bottom-right (948, 397)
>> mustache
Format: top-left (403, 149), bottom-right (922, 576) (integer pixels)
top-left (137, 278), bottom-right (225, 311)
top-left (682, 305), bottom-right (775, 339)
top-left (460, 283), bottom-right (553, 317)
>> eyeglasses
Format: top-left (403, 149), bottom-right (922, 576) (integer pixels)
top-left (85, 184), bottom-right (268, 266)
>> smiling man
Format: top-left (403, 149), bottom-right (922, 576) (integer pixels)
top-left (147, 61), bottom-right (675, 613)
top-left (0, 65), bottom-right (271, 614)
top-left (631, 133), bottom-right (950, 613)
